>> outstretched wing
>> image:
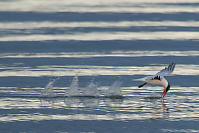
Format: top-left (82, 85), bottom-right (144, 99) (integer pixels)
top-left (134, 75), bottom-right (155, 82)
top-left (155, 62), bottom-right (176, 77)
top-left (134, 62), bottom-right (175, 83)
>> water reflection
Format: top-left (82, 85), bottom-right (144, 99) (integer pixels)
top-left (0, 85), bottom-right (199, 122)
top-left (39, 98), bottom-right (57, 107)
top-left (64, 97), bottom-right (99, 108)
top-left (40, 96), bottom-right (168, 121)
top-left (145, 99), bottom-right (169, 120)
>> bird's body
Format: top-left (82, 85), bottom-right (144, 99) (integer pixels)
top-left (134, 62), bottom-right (176, 97)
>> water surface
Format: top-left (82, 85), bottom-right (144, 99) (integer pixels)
top-left (0, 0), bottom-right (199, 133)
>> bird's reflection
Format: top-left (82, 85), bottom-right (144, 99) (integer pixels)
top-left (143, 98), bottom-right (170, 120)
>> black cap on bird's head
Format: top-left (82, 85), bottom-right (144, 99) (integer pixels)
top-left (166, 84), bottom-right (170, 93)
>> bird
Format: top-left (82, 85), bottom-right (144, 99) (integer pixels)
top-left (134, 62), bottom-right (176, 98)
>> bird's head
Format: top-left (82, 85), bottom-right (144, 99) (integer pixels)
top-left (162, 84), bottom-right (170, 97)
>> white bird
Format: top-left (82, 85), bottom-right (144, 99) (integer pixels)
top-left (134, 62), bottom-right (176, 97)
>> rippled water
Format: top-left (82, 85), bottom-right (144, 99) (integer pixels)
top-left (0, 0), bottom-right (199, 133)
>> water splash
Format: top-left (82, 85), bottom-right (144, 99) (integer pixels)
top-left (65, 76), bottom-right (123, 98)
top-left (66, 76), bottom-right (99, 97)
top-left (40, 78), bottom-right (59, 97)
top-left (65, 75), bottom-right (80, 96)
top-left (81, 79), bottom-right (99, 97)
top-left (105, 80), bottom-right (122, 97)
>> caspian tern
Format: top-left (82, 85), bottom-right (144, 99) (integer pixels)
top-left (134, 62), bottom-right (176, 97)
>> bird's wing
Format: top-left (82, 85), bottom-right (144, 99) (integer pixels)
top-left (134, 75), bottom-right (157, 82)
top-left (155, 62), bottom-right (176, 77)
top-left (133, 62), bottom-right (175, 82)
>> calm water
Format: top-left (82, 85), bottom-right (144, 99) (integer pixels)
top-left (0, 0), bottom-right (199, 133)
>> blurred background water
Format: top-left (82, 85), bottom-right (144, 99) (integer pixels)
top-left (0, 0), bottom-right (199, 133)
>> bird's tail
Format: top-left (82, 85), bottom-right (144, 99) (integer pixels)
top-left (138, 82), bottom-right (147, 88)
